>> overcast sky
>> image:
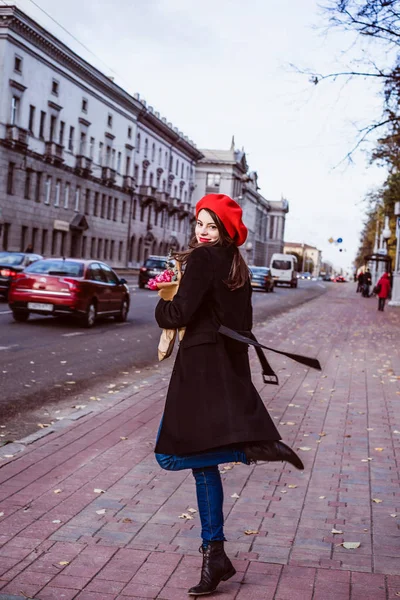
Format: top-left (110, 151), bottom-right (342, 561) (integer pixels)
top-left (10, 0), bottom-right (389, 271)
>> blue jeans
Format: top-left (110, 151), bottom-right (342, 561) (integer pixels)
top-left (155, 442), bottom-right (247, 544)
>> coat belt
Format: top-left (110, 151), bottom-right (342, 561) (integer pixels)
top-left (218, 325), bottom-right (321, 386)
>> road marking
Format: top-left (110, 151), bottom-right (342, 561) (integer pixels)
top-left (62, 332), bottom-right (84, 337)
top-left (0, 344), bottom-right (19, 351)
top-left (317, 283), bottom-right (326, 289)
top-left (0, 310), bottom-right (12, 315)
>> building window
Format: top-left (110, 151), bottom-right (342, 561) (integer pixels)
top-left (74, 187), bottom-right (80, 211)
top-left (64, 183), bottom-right (70, 209)
top-left (149, 172), bottom-right (154, 188)
top-left (118, 241), bottom-right (123, 261)
top-left (51, 230), bottom-right (57, 255)
top-left (104, 239), bottom-right (109, 260)
top-left (140, 204), bottom-right (145, 222)
top-left (97, 238), bottom-right (103, 258)
top-left (121, 200), bottom-right (126, 223)
top-left (10, 96), bottom-right (19, 125)
top-left (49, 115), bottom-right (57, 142)
top-left (51, 79), bottom-right (59, 96)
top-left (107, 196), bottom-right (112, 220)
top-left (79, 131), bottom-right (86, 155)
top-left (55, 179), bottom-right (61, 207)
top-left (84, 189), bottom-right (90, 215)
top-left (158, 147), bottom-right (162, 165)
top-left (128, 126), bottom-right (132, 139)
top-left (93, 191), bottom-right (99, 216)
top-left (35, 172), bottom-right (42, 203)
top-left (89, 137), bottom-right (95, 159)
top-left (113, 198), bottom-right (118, 221)
top-left (125, 155), bottom-right (131, 176)
top-left (7, 162), bottom-right (15, 195)
top-left (165, 151), bottom-right (168, 169)
top-left (28, 105), bottom-right (35, 134)
top-left (175, 160), bottom-right (179, 176)
top-left (206, 173), bottom-right (221, 190)
top-left (41, 229), bottom-right (48, 255)
top-left (2, 223), bottom-right (10, 251)
top-left (134, 164), bottom-right (139, 182)
top-left (105, 145), bottom-right (111, 167)
top-left (24, 169), bottom-right (32, 199)
top-left (117, 151), bottom-right (122, 173)
top-left (59, 121), bottom-right (65, 145)
top-left (111, 148), bottom-right (116, 169)
top-left (181, 163), bottom-right (184, 178)
top-left (136, 133), bottom-right (141, 152)
top-left (98, 142), bottom-right (103, 165)
top-left (39, 111), bottom-right (46, 139)
top-left (60, 231), bottom-right (66, 256)
top-left (21, 226), bottom-right (28, 252)
top-left (107, 113), bottom-right (113, 127)
top-left (68, 126), bottom-right (74, 152)
top-left (90, 237), bottom-right (96, 258)
top-left (144, 138), bottom-right (148, 158)
top-left (151, 143), bottom-right (155, 161)
top-left (14, 55), bottom-right (22, 73)
top-left (31, 228), bottom-right (38, 252)
top-left (110, 240), bottom-right (115, 260)
top-left (101, 194), bottom-right (106, 218)
top-left (44, 176), bottom-right (52, 205)
top-left (82, 236), bottom-right (87, 258)
top-left (82, 98), bottom-right (88, 112)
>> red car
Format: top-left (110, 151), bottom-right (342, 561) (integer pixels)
top-left (8, 258), bottom-right (130, 327)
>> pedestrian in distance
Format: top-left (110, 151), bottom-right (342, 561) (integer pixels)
top-left (376, 272), bottom-right (391, 311)
top-left (154, 193), bottom-right (320, 596)
top-left (362, 269), bottom-right (372, 297)
top-left (356, 270), bottom-right (364, 293)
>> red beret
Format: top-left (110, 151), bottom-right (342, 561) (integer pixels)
top-left (195, 194), bottom-right (248, 247)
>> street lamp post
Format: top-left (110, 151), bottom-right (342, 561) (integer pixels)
top-left (389, 202), bottom-right (400, 306)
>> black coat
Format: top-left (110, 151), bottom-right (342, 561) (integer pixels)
top-left (154, 244), bottom-right (280, 456)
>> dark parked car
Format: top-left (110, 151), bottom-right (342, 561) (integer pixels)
top-left (138, 255), bottom-right (175, 289)
top-left (249, 266), bottom-right (275, 293)
top-left (8, 258), bottom-right (130, 327)
top-left (0, 251), bottom-right (43, 299)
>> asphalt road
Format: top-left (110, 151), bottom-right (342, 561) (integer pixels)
top-left (0, 277), bottom-right (328, 440)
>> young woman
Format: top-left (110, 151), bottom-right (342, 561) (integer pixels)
top-left (154, 193), bottom-right (304, 596)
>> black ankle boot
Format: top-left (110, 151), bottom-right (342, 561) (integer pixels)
top-left (188, 541), bottom-right (236, 596)
top-left (244, 440), bottom-right (304, 470)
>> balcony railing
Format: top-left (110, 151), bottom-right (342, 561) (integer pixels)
top-left (123, 175), bottom-right (134, 190)
top-left (5, 124), bottom-right (28, 148)
top-left (44, 141), bottom-right (64, 163)
top-left (101, 166), bottom-right (117, 184)
top-left (75, 155), bottom-right (92, 173)
top-left (137, 185), bottom-right (157, 198)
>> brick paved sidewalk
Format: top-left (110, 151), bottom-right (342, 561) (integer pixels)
top-left (0, 284), bottom-right (399, 600)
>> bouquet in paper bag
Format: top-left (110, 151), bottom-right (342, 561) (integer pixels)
top-left (148, 252), bottom-right (186, 361)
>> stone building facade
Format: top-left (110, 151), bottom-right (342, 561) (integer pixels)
top-left (0, 6), bottom-right (201, 268)
top-left (283, 242), bottom-right (322, 277)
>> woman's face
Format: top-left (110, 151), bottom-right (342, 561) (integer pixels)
top-left (195, 209), bottom-right (220, 244)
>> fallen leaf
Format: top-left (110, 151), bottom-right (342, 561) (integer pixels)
top-left (393, 430), bottom-right (400, 434)
top-left (299, 447), bottom-right (312, 451)
top-left (244, 529), bottom-right (259, 535)
top-left (280, 490), bottom-right (287, 494)
top-left (188, 508), bottom-right (197, 513)
top-left (72, 405), bottom-right (86, 409)
top-left (120, 437), bottom-right (128, 440)
top-left (179, 513), bottom-right (193, 520)
top-left (331, 528), bottom-right (343, 534)
top-left (374, 448), bottom-right (384, 452)
top-left (94, 488), bottom-right (105, 494)
top-left (318, 432), bottom-right (327, 437)
top-left (53, 489), bottom-right (62, 494)
top-left (372, 498), bottom-right (383, 503)
top-left (0, 512), bottom-right (4, 517)
top-left (52, 520), bottom-right (61, 524)
top-left (390, 513), bottom-right (398, 517)
top-left (37, 423), bottom-right (51, 428)
top-left (96, 509), bottom-right (106, 515)
top-left (286, 422), bottom-right (296, 426)
top-left (341, 542), bottom-right (361, 549)
top-left (231, 493), bottom-right (240, 499)
top-left (288, 485), bottom-right (297, 489)
top-left (122, 518), bottom-right (132, 523)
top-left (59, 561), bottom-right (69, 566)
top-left (319, 496), bottom-right (326, 499)
top-left (366, 428), bottom-right (374, 431)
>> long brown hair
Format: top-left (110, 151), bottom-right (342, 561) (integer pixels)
top-left (174, 209), bottom-right (249, 291)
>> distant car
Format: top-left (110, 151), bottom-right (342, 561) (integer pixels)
top-left (138, 255), bottom-right (175, 289)
top-left (8, 258), bottom-right (130, 327)
top-left (334, 275), bottom-right (346, 283)
top-left (300, 272), bottom-right (312, 280)
top-left (322, 275), bottom-right (333, 282)
top-left (249, 266), bottom-right (275, 293)
top-left (0, 251), bottom-right (43, 299)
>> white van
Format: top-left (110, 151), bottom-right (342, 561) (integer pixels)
top-left (270, 253), bottom-right (298, 287)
